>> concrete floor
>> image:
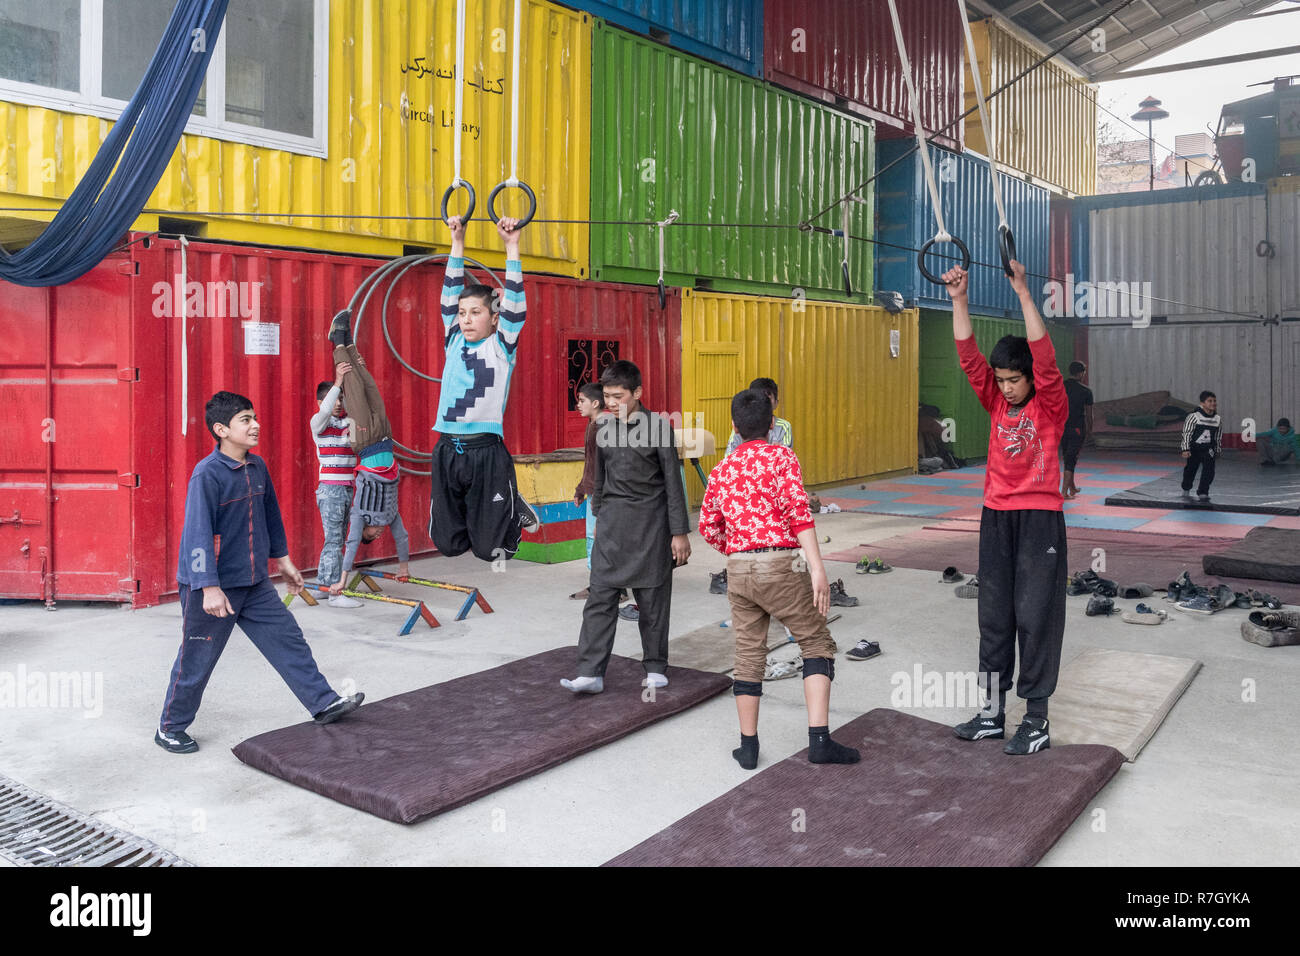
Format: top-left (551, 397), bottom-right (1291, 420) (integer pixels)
top-left (1, 508), bottom-right (1297, 866)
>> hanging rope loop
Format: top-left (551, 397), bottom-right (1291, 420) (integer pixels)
top-left (486, 0), bottom-right (536, 228)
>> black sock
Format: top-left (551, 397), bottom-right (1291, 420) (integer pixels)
top-left (808, 725), bottom-right (860, 764)
top-left (732, 733), bottom-right (759, 770)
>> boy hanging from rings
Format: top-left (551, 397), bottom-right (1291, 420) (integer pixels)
top-left (427, 215), bottom-right (541, 561)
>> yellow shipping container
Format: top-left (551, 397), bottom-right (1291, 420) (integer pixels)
top-left (0, 0), bottom-right (590, 275)
top-left (681, 290), bottom-right (918, 508)
top-left (963, 18), bottom-right (1097, 198)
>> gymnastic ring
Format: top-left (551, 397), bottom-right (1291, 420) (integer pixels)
top-left (917, 235), bottom-right (972, 286)
top-left (842, 261), bottom-right (853, 296)
top-left (440, 180), bottom-right (477, 225)
top-left (487, 179), bottom-right (537, 229)
top-left (998, 224), bottom-right (1017, 276)
top-left (657, 278), bottom-right (667, 310)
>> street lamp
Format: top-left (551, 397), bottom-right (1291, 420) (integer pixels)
top-left (1131, 95), bottom-right (1170, 191)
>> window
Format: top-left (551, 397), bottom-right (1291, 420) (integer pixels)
top-left (567, 339), bottom-right (622, 410)
top-left (0, 0), bottom-right (327, 156)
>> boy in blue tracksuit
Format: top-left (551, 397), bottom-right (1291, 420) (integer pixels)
top-left (156, 391), bottom-right (364, 754)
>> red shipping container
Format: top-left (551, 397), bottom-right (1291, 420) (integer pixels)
top-left (2, 235), bottom-right (681, 608)
top-left (765, 0), bottom-right (964, 150)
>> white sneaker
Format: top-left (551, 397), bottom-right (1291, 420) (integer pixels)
top-left (328, 594), bottom-right (364, 608)
top-left (642, 672), bottom-right (669, 689)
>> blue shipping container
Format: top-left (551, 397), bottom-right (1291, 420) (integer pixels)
top-left (556, 0), bottom-right (762, 77)
top-left (1063, 181), bottom-right (1268, 287)
top-left (875, 139), bottom-right (1051, 318)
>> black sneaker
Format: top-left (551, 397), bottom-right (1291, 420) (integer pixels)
top-left (1085, 594), bottom-right (1114, 616)
top-left (619, 604), bottom-right (640, 622)
top-left (1004, 716), bottom-right (1050, 755)
top-left (953, 712), bottom-right (1004, 740)
top-left (328, 308), bottom-right (353, 347)
top-left (516, 495), bottom-right (541, 533)
top-left (1093, 578), bottom-right (1119, 597)
top-left (845, 639), bottom-right (881, 661)
top-left (155, 729), bottom-right (198, 754)
top-left (313, 692), bottom-right (365, 725)
top-left (829, 578), bottom-right (859, 607)
top-left (1066, 573), bottom-right (1092, 596)
top-left (709, 570), bottom-right (728, 594)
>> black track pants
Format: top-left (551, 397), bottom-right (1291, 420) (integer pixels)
top-left (428, 433), bottom-right (523, 562)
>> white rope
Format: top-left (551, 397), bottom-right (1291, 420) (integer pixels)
top-left (886, 0), bottom-right (950, 242)
top-left (957, 0), bottom-right (1009, 229)
top-left (841, 199), bottom-right (851, 274)
top-left (507, 0), bottom-right (522, 185)
top-left (452, 0), bottom-right (467, 187)
top-left (657, 210), bottom-right (679, 284)
top-left (179, 235), bottom-right (189, 437)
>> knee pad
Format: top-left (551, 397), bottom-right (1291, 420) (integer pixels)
top-left (802, 657), bottom-right (835, 681)
top-left (732, 680), bottom-right (763, 698)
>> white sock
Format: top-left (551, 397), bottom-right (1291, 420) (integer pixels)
top-left (642, 672), bottom-right (668, 688)
top-left (560, 675), bottom-right (604, 694)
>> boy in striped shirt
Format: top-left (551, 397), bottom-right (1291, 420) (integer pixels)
top-left (428, 215), bottom-right (539, 562)
top-left (310, 367), bottom-right (360, 607)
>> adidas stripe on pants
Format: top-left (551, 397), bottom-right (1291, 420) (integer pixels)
top-left (976, 507), bottom-right (1068, 718)
top-left (428, 432), bottom-right (524, 562)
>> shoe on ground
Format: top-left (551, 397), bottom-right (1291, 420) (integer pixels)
top-left (709, 570), bottom-right (728, 594)
top-left (855, 557), bottom-right (872, 575)
top-left (155, 729), bottom-right (199, 754)
top-left (940, 566), bottom-right (964, 584)
top-left (569, 587), bottom-right (589, 600)
top-left (1093, 578), bottom-right (1119, 598)
top-left (1119, 583), bottom-right (1153, 599)
top-left (313, 692), bottom-right (365, 725)
top-left (829, 578), bottom-right (859, 607)
top-left (1121, 604), bottom-right (1167, 625)
top-left (954, 576), bottom-right (980, 599)
top-left (845, 639), bottom-right (881, 661)
top-left (1180, 489), bottom-right (1193, 499)
top-left (1197, 493), bottom-right (1211, 502)
top-left (953, 712), bottom-right (1004, 740)
top-left (1233, 591), bottom-right (1253, 610)
top-left (642, 672), bottom-right (669, 689)
top-left (618, 604), bottom-right (640, 622)
top-left (516, 495), bottom-right (541, 533)
top-left (560, 675), bottom-right (604, 694)
top-left (1241, 611), bottom-right (1300, 647)
top-left (1004, 716), bottom-right (1051, 755)
top-left (764, 655), bottom-right (803, 681)
top-left (1085, 594), bottom-right (1114, 616)
top-left (327, 594), bottom-right (364, 608)
top-left (866, 558), bottom-right (893, 574)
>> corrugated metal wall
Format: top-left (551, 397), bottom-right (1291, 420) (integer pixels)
top-left (556, 0), bottom-right (763, 76)
top-left (680, 290), bottom-right (917, 506)
top-left (0, 0), bottom-right (592, 272)
top-left (590, 20), bottom-right (875, 300)
top-left (917, 309), bottom-right (1076, 460)
top-left (875, 138), bottom-right (1050, 317)
top-left (764, 0), bottom-right (964, 150)
top-left (964, 18), bottom-right (1096, 197)
top-left (1086, 322), bottom-right (1287, 441)
top-left (1268, 178), bottom-right (1300, 323)
top-left (1076, 185), bottom-right (1269, 323)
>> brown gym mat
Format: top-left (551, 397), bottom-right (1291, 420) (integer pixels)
top-left (232, 647), bottom-right (732, 824)
top-left (1005, 648), bottom-right (1200, 762)
top-left (604, 708), bottom-right (1123, 867)
top-left (1203, 527), bottom-right (1300, 584)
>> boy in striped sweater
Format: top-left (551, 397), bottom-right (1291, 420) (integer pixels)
top-left (427, 215), bottom-right (540, 562)
top-left (1181, 391), bottom-right (1221, 501)
top-left (310, 369), bottom-right (361, 607)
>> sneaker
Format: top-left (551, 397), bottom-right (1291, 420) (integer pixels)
top-left (619, 604), bottom-right (640, 622)
top-left (1119, 583), bottom-right (1153, 599)
top-left (155, 729), bottom-right (198, 754)
top-left (1066, 574), bottom-right (1092, 597)
top-left (953, 712), bottom-right (1004, 740)
top-left (709, 570), bottom-right (728, 594)
top-left (328, 594), bottom-right (364, 608)
top-left (829, 579), bottom-right (859, 607)
top-left (516, 495), bottom-right (541, 533)
top-left (1197, 493), bottom-right (1211, 502)
top-left (1085, 594), bottom-right (1114, 616)
top-left (313, 692), bottom-right (365, 725)
top-left (845, 639), bottom-right (881, 661)
top-left (865, 558), bottom-right (893, 574)
top-left (1241, 611), bottom-right (1300, 647)
top-left (764, 655), bottom-right (803, 681)
top-left (854, 557), bottom-right (872, 575)
top-left (939, 566), bottom-right (965, 584)
top-left (1004, 716), bottom-right (1050, 755)
top-left (1093, 578), bottom-right (1119, 598)
top-left (328, 308), bottom-right (353, 347)
top-left (954, 575), bottom-right (980, 599)
top-left (642, 672), bottom-right (669, 689)
top-left (1180, 488), bottom-right (1193, 499)
top-left (1121, 604), bottom-right (1167, 625)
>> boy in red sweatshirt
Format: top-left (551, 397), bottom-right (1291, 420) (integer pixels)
top-left (944, 261), bottom-right (1068, 756)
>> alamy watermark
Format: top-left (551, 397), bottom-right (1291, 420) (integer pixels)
top-left (0, 665), bottom-right (103, 718)
top-left (1042, 273), bottom-right (1153, 327)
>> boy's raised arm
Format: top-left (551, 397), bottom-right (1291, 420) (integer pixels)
top-left (1008, 260), bottom-right (1047, 342)
top-left (441, 216), bottom-right (467, 332)
top-left (496, 217), bottom-right (526, 351)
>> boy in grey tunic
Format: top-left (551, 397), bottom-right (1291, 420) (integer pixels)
top-left (562, 361), bottom-right (691, 693)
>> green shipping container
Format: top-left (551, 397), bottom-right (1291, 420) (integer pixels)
top-left (918, 309), bottom-right (1076, 461)
top-left (590, 20), bottom-right (874, 301)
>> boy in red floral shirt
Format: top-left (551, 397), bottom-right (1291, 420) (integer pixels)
top-left (943, 261), bottom-right (1069, 756)
top-left (699, 388), bottom-right (859, 770)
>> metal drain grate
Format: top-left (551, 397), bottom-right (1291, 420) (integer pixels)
top-left (0, 774), bottom-right (191, 867)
